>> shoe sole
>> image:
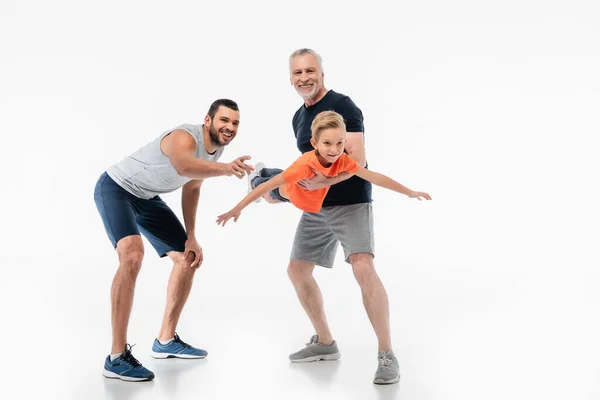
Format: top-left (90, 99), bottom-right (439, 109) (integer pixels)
top-left (289, 352), bottom-right (341, 363)
top-left (373, 376), bottom-right (400, 385)
top-left (102, 369), bottom-right (154, 382)
top-left (149, 351), bottom-right (207, 359)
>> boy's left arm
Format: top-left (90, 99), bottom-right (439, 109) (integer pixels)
top-left (354, 167), bottom-right (432, 200)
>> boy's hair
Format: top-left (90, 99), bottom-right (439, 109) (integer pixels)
top-left (207, 98), bottom-right (239, 119)
top-left (311, 111), bottom-right (346, 142)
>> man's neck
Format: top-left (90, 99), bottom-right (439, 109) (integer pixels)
top-left (304, 88), bottom-right (329, 107)
top-left (202, 125), bottom-right (219, 155)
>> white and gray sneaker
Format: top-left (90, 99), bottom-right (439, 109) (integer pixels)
top-left (289, 335), bottom-right (341, 363)
top-left (373, 350), bottom-right (400, 384)
top-left (247, 162), bottom-right (265, 203)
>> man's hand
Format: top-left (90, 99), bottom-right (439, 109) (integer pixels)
top-left (183, 237), bottom-right (203, 268)
top-left (224, 156), bottom-right (254, 179)
top-left (298, 168), bottom-right (331, 190)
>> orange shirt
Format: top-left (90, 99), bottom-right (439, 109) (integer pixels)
top-left (281, 151), bottom-right (360, 213)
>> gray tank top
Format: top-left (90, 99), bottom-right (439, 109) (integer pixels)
top-left (107, 124), bottom-right (224, 199)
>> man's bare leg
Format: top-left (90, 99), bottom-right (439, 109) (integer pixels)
top-left (349, 253), bottom-right (392, 352)
top-left (157, 251), bottom-right (197, 341)
top-left (111, 235), bottom-right (144, 354)
top-left (287, 259), bottom-right (334, 345)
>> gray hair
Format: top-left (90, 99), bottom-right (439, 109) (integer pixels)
top-left (289, 48), bottom-right (323, 71)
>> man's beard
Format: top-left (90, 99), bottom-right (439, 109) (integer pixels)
top-left (209, 122), bottom-right (222, 147)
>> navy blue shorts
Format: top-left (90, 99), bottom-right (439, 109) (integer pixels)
top-left (93, 172), bottom-right (187, 257)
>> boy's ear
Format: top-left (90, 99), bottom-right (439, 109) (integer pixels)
top-left (310, 138), bottom-right (317, 148)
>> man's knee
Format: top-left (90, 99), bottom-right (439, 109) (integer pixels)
top-left (169, 252), bottom-right (198, 275)
top-left (287, 260), bottom-right (314, 283)
top-left (117, 236), bottom-right (144, 273)
top-left (349, 253), bottom-right (377, 284)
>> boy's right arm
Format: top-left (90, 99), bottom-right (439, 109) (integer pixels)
top-left (216, 174), bottom-right (287, 226)
top-left (163, 130), bottom-right (254, 179)
top-left (238, 174), bottom-right (286, 210)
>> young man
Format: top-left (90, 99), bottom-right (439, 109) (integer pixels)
top-left (94, 99), bottom-right (253, 381)
top-left (282, 49), bottom-right (401, 385)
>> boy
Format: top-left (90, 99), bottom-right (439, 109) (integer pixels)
top-left (216, 111), bottom-right (430, 226)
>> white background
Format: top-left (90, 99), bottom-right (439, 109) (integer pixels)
top-left (1, 0), bottom-right (599, 399)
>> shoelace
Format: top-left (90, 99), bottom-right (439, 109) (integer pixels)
top-left (378, 353), bottom-right (393, 368)
top-left (173, 333), bottom-right (192, 349)
top-left (121, 344), bottom-right (142, 368)
top-left (305, 335), bottom-right (319, 347)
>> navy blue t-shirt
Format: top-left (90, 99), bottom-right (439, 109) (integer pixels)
top-left (292, 90), bottom-right (372, 207)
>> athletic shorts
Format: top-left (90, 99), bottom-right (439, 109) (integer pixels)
top-left (93, 172), bottom-right (187, 257)
top-left (290, 203), bottom-right (375, 268)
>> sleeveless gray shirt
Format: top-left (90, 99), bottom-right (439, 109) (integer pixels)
top-left (107, 124), bottom-right (223, 199)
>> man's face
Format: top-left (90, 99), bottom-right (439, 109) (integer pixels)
top-left (206, 106), bottom-right (240, 147)
top-left (290, 54), bottom-right (324, 101)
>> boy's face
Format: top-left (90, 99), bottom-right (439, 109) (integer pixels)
top-left (311, 127), bottom-right (346, 164)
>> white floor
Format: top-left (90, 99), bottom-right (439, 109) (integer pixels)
top-left (2, 244), bottom-right (599, 400)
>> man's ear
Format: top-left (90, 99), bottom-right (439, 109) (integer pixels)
top-left (204, 114), bottom-right (211, 126)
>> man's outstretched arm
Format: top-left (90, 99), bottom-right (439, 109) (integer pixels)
top-left (162, 130), bottom-right (253, 179)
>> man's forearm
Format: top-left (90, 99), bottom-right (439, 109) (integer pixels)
top-left (178, 159), bottom-right (227, 179)
top-left (328, 172), bottom-right (353, 185)
top-left (182, 187), bottom-right (200, 237)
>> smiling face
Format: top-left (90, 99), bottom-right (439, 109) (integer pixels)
top-left (289, 53), bottom-right (326, 105)
top-left (205, 105), bottom-right (240, 147)
top-left (311, 127), bottom-right (346, 165)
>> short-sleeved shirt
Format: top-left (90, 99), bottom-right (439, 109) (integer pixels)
top-left (107, 124), bottom-right (223, 199)
top-left (281, 151), bottom-right (360, 213)
top-left (292, 90), bottom-right (372, 207)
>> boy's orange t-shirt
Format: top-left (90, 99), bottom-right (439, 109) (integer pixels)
top-left (280, 150), bottom-right (360, 213)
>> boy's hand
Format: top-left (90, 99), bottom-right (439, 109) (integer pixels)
top-left (216, 208), bottom-right (242, 226)
top-left (409, 191), bottom-right (432, 201)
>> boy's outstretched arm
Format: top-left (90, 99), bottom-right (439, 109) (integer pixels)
top-left (354, 167), bottom-right (432, 201)
top-left (216, 174), bottom-right (287, 226)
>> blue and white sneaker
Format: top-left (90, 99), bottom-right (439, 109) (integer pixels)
top-left (150, 333), bottom-right (208, 359)
top-left (102, 344), bottom-right (155, 382)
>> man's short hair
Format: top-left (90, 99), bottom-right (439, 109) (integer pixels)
top-left (207, 99), bottom-right (239, 119)
top-left (289, 48), bottom-right (323, 71)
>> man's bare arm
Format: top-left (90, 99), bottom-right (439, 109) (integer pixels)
top-left (182, 179), bottom-right (203, 238)
top-left (162, 130), bottom-right (253, 179)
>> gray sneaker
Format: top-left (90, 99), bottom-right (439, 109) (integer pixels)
top-left (247, 162), bottom-right (265, 203)
top-left (373, 350), bottom-right (400, 384)
top-left (289, 335), bottom-right (341, 363)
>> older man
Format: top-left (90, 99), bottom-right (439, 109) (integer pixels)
top-left (280, 49), bottom-right (400, 384)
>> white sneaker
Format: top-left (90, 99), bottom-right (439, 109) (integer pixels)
top-left (247, 162), bottom-right (265, 203)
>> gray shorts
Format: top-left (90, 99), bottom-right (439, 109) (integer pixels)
top-left (290, 203), bottom-right (375, 268)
